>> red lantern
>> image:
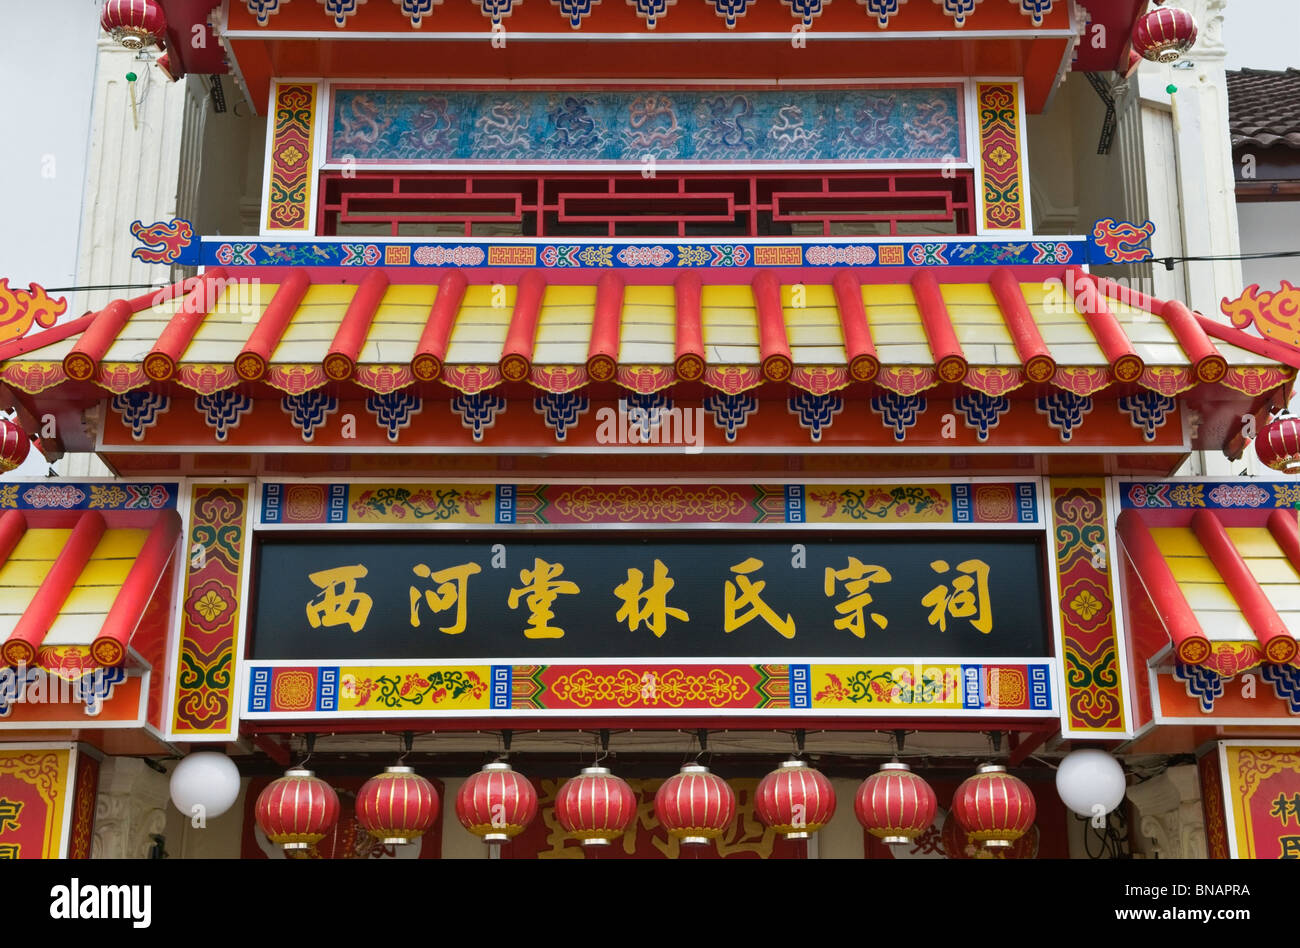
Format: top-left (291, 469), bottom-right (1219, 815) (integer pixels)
top-left (254, 768), bottom-right (340, 852)
top-left (0, 419), bottom-right (30, 473)
top-left (854, 762), bottom-right (937, 845)
top-left (456, 761), bottom-right (538, 843)
top-left (355, 766), bottom-right (440, 846)
top-left (555, 766), bottom-right (637, 846)
top-left (952, 764), bottom-right (1036, 849)
top-left (100, 0), bottom-right (168, 50)
top-left (755, 759), bottom-right (836, 839)
top-left (654, 764), bottom-right (736, 846)
top-left (1256, 414), bottom-right (1300, 473)
top-left (1132, 7), bottom-right (1197, 63)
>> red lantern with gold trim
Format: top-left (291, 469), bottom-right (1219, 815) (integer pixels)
top-left (100, 0), bottom-right (168, 50)
top-left (654, 764), bottom-right (736, 846)
top-left (456, 761), bottom-right (538, 844)
top-left (254, 768), bottom-right (340, 852)
top-left (1132, 7), bottom-right (1198, 63)
top-left (555, 766), bottom-right (637, 846)
top-left (1256, 414), bottom-right (1300, 473)
top-left (952, 763), bottom-right (1037, 849)
top-left (355, 766), bottom-right (440, 846)
top-left (755, 759), bottom-right (836, 840)
top-left (0, 419), bottom-right (30, 473)
top-left (855, 762), bottom-right (937, 845)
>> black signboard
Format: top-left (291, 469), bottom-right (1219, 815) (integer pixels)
top-left (250, 536), bottom-right (1049, 660)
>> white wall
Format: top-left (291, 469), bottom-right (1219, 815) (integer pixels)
top-left (0, 0), bottom-right (101, 298)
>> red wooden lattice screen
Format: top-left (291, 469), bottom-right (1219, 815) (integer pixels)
top-left (318, 170), bottom-right (976, 238)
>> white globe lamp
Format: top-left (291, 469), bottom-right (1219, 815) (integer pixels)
top-left (169, 752), bottom-right (242, 820)
top-left (1056, 749), bottom-right (1126, 819)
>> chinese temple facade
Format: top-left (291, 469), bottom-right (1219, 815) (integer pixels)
top-left (1, 0), bottom-right (1298, 861)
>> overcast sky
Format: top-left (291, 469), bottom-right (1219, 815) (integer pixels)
top-left (1224, 0), bottom-right (1300, 70)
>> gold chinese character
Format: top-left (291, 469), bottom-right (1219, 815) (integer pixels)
top-left (824, 557), bottom-right (892, 638)
top-left (410, 561), bottom-right (482, 634)
top-left (507, 558), bottom-right (580, 639)
top-left (724, 557), bottom-right (795, 640)
top-left (306, 564), bottom-right (373, 633)
top-left (615, 559), bottom-right (689, 638)
top-left (921, 558), bottom-right (992, 634)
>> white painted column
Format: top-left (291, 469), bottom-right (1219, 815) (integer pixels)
top-left (73, 40), bottom-right (190, 318)
top-left (1134, 0), bottom-right (1241, 318)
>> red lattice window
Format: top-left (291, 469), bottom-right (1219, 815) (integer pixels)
top-left (318, 171), bottom-right (976, 238)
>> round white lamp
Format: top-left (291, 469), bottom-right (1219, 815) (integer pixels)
top-left (1056, 749), bottom-right (1127, 819)
top-left (169, 752), bottom-right (242, 821)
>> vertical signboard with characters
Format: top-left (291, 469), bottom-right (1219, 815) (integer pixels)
top-left (1215, 741), bottom-right (1300, 859)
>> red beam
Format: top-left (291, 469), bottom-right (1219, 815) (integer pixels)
top-left (832, 270), bottom-right (879, 383)
top-left (0, 510), bottom-right (27, 566)
top-left (990, 268), bottom-right (1055, 383)
top-left (1007, 728), bottom-right (1056, 767)
top-left (235, 270), bottom-right (311, 381)
top-left (1160, 299), bottom-right (1228, 385)
top-left (144, 268), bottom-right (228, 382)
top-left (673, 272), bottom-right (705, 381)
top-left (323, 270), bottom-right (388, 382)
top-left (1267, 509), bottom-right (1300, 576)
top-left (751, 270), bottom-right (793, 383)
top-left (91, 510), bottom-right (182, 667)
top-left (499, 270), bottom-right (546, 383)
top-left (2, 511), bottom-right (106, 667)
top-left (586, 272), bottom-right (624, 382)
top-left (1194, 510), bottom-right (1297, 664)
top-left (1116, 509), bottom-right (1210, 666)
top-left (411, 270), bottom-right (467, 382)
top-left (252, 734), bottom-right (292, 768)
top-left (62, 300), bottom-right (134, 382)
top-left (1066, 268), bottom-right (1143, 383)
top-left (911, 269), bottom-right (966, 383)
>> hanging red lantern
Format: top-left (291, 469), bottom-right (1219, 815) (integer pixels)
top-left (555, 766), bottom-right (637, 846)
top-left (952, 764), bottom-right (1036, 849)
top-left (0, 419), bottom-right (30, 473)
top-left (755, 759), bottom-right (836, 840)
top-left (1256, 414), bottom-right (1300, 473)
top-left (456, 761), bottom-right (538, 844)
top-left (1132, 7), bottom-right (1197, 63)
top-left (854, 762), bottom-right (937, 845)
top-left (254, 768), bottom-right (340, 852)
top-left (355, 766), bottom-right (440, 846)
top-left (100, 0), bottom-right (168, 50)
top-left (654, 764), bottom-right (736, 846)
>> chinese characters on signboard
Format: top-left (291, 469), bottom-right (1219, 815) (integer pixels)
top-left (254, 539), bottom-right (1048, 660)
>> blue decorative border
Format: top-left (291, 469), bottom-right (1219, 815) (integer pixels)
top-left (1017, 482), bottom-right (1038, 523)
top-left (0, 481), bottom-right (179, 512)
top-left (790, 664), bottom-right (811, 709)
top-left (1029, 664), bottom-right (1050, 710)
top-left (961, 664), bottom-right (983, 709)
top-left (248, 667), bottom-right (272, 713)
top-left (193, 236), bottom-right (1106, 270)
top-left (785, 484), bottom-right (805, 523)
top-left (317, 667), bottom-right (340, 712)
top-left (496, 484), bottom-right (516, 524)
top-left (953, 484), bottom-right (973, 523)
top-left (1122, 481), bottom-right (1300, 510)
top-left (491, 665), bottom-right (512, 709)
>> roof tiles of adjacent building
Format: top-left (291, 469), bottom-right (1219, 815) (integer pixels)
top-left (1227, 68), bottom-right (1300, 151)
